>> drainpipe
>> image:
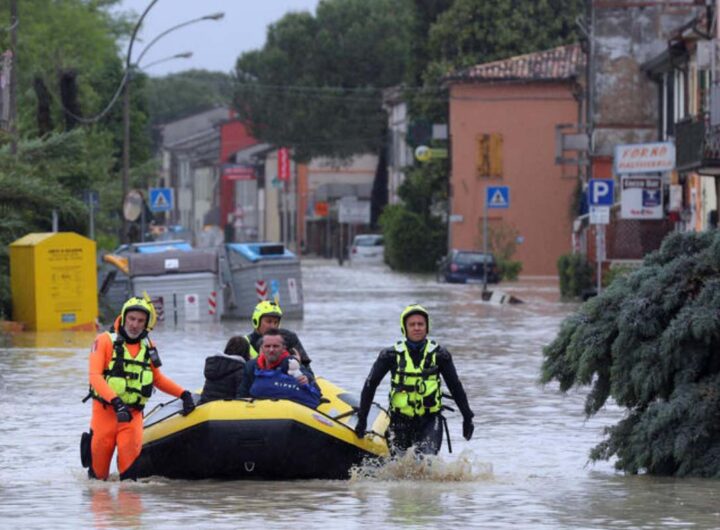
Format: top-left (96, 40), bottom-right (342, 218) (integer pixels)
top-left (586, 0), bottom-right (594, 179)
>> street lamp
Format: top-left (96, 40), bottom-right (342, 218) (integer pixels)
top-left (121, 9), bottom-right (225, 242)
top-left (140, 51), bottom-right (193, 71)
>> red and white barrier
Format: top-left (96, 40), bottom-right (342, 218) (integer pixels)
top-left (255, 280), bottom-right (268, 301)
top-left (208, 291), bottom-right (217, 316)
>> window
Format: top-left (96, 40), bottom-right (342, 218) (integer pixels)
top-left (476, 133), bottom-right (503, 178)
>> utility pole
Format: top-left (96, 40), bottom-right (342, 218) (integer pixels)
top-left (121, 74), bottom-right (131, 242)
top-left (9, 0), bottom-right (17, 155)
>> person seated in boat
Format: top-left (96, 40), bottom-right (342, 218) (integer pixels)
top-left (244, 301), bottom-right (312, 372)
top-left (238, 329), bottom-right (321, 408)
top-left (198, 336), bottom-right (250, 404)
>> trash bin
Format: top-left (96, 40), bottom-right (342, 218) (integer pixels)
top-left (98, 240), bottom-right (197, 323)
top-left (9, 232), bottom-right (98, 331)
top-left (222, 243), bottom-right (303, 319)
top-left (129, 249), bottom-right (222, 325)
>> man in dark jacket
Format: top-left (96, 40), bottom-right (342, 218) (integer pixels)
top-left (198, 336), bottom-right (249, 404)
top-left (355, 304), bottom-right (475, 455)
top-left (239, 329), bottom-right (321, 408)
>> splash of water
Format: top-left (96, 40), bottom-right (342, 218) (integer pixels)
top-left (349, 449), bottom-right (493, 482)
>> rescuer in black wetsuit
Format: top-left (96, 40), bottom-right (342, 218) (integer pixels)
top-left (354, 304), bottom-right (474, 455)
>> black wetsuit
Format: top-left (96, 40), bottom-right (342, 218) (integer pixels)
top-left (357, 340), bottom-right (474, 455)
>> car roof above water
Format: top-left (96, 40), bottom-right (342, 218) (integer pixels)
top-left (451, 250), bottom-right (495, 263)
top-left (353, 234), bottom-right (383, 246)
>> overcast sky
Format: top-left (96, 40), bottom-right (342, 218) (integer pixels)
top-left (115, 0), bottom-right (319, 76)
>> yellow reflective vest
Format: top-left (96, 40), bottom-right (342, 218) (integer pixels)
top-left (245, 334), bottom-right (259, 359)
top-left (93, 332), bottom-right (154, 408)
top-left (389, 340), bottom-right (442, 417)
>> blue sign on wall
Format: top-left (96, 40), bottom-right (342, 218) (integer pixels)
top-left (588, 179), bottom-right (614, 206)
top-left (486, 186), bottom-right (509, 209)
top-left (149, 188), bottom-right (173, 212)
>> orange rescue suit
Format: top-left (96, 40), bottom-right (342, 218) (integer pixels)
top-left (88, 332), bottom-right (184, 479)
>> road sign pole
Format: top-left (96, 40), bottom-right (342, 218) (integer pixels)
top-left (596, 225), bottom-right (604, 295)
top-left (89, 201), bottom-right (95, 241)
top-left (483, 191), bottom-right (489, 292)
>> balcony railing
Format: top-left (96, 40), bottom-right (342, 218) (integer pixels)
top-left (675, 115), bottom-right (720, 175)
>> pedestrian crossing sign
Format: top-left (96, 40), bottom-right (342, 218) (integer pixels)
top-left (486, 186), bottom-right (509, 209)
top-left (149, 188), bottom-right (173, 212)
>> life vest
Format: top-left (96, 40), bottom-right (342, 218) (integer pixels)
top-left (92, 332), bottom-right (155, 408)
top-left (389, 339), bottom-right (442, 417)
top-left (249, 365), bottom-right (321, 408)
top-left (245, 334), bottom-right (259, 359)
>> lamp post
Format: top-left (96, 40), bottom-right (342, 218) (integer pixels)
top-left (121, 9), bottom-right (225, 242)
top-left (8, 0), bottom-right (17, 154)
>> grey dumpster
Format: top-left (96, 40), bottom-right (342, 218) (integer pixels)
top-left (128, 249), bottom-right (222, 325)
top-left (222, 243), bottom-right (303, 319)
top-left (98, 240), bottom-right (195, 323)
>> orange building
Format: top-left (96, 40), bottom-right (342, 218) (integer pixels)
top-left (446, 44), bottom-right (585, 276)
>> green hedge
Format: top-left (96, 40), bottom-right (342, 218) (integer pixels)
top-left (379, 204), bottom-right (445, 272)
top-left (557, 253), bottom-right (593, 299)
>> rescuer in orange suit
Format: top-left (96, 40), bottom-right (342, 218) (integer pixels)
top-left (82, 297), bottom-right (195, 480)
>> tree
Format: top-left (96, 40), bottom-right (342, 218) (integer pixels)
top-left (143, 69), bottom-right (233, 126)
top-left (427, 0), bottom-right (583, 68)
top-left (233, 0), bottom-right (413, 161)
top-left (0, 130), bottom-right (113, 317)
top-left (380, 160), bottom-right (447, 272)
top-left (541, 231), bottom-right (720, 477)
top-left (0, 1), bottom-right (151, 317)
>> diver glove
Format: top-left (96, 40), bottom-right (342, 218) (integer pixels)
top-left (180, 390), bottom-right (196, 416)
top-left (111, 397), bottom-right (132, 423)
top-left (462, 417), bottom-right (474, 441)
top-left (354, 418), bottom-right (367, 438)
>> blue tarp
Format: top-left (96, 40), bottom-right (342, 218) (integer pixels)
top-left (135, 242), bottom-right (193, 254)
top-left (227, 243), bottom-right (296, 262)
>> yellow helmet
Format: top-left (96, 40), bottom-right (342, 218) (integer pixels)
top-left (252, 300), bottom-right (283, 329)
top-left (400, 304), bottom-right (430, 337)
top-left (120, 296), bottom-right (157, 331)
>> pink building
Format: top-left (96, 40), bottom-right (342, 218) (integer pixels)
top-left (446, 44), bottom-right (585, 276)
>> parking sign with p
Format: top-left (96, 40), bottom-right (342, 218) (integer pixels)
top-left (588, 179), bottom-right (614, 206)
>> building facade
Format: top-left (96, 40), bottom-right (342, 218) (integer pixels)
top-left (446, 44), bottom-right (585, 276)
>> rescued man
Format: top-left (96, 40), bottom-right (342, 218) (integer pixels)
top-left (238, 328), bottom-right (321, 408)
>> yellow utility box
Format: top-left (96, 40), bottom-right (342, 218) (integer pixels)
top-left (10, 232), bottom-right (98, 331)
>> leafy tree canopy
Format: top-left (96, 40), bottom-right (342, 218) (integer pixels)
top-left (428, 0), bottom-right (583, 70)
top-left (379, 160), bottom-right (447, 272)
top-left (0, 0), bottom-right (131, 137)
top-left (542, 231), bottom-right (720, 477)
top-left (409, 0), bottom-right (584, 119)
top-left (0, 129), bottom-right (117, 318)
top-left (233, 0), bottom-right (413, 160)
top-left (142, 69), bottom-right (233, 126)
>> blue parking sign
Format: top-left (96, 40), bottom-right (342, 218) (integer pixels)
top-left (588, 179), bottom-right (614, 206)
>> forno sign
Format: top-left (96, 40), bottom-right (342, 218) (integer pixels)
top-left (613, 142), bottom-right (675, 174)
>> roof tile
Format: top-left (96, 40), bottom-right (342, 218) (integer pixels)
top-left (447, 43), bottom-right (585, 83)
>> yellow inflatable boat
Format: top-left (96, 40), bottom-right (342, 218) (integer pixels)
top-left (125, 377), bottom-right (390, 480)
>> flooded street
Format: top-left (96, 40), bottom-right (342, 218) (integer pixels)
top-left (1, 259), bottom-right (719, 529)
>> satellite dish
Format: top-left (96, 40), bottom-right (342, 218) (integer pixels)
top-left (123, 190), bottom-right (144, 221)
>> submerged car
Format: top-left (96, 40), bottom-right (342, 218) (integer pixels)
top-left (437, 250), bottom-right (500, 284)
top-left (349, 234), bottom-right (384, 265)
